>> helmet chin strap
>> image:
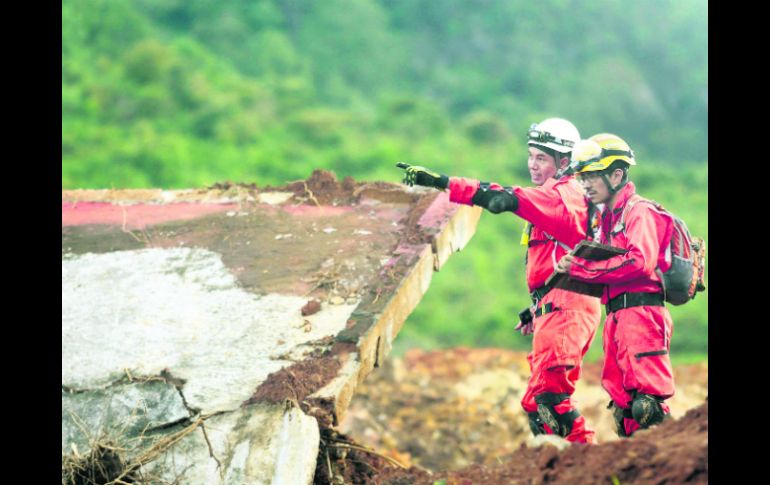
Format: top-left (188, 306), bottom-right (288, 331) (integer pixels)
top-left (601, 169), bottom-right (627, 196)
top-left (548, 151), bottom-right (568, 179)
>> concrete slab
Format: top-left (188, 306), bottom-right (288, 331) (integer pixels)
top-left (140, 404), bottom-right (319, 485)
top-left (61, 170), bottom-right (482, 484)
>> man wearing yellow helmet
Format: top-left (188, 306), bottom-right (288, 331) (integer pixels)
top-left (398, 118), bottom-right (602, 444)
top-left (555, 134), bottom-right (676, 437)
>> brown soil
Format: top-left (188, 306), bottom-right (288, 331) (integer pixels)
top-left (339, 348), bottom-right (707, 479)
top-left (370, 401), bottom-right (707, 484)
top-left (243, 341), bottom-right (357, 427)
top-left (244, 349), bottom-right (341, 405)
top-left (273, 169), bottom-right (360, 206)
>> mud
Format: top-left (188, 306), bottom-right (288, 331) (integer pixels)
top-left (355, 181), bottom-right (422, 205)
top-left (272, 170), bottom-right (360, 206)
top-left (314, 428), bottom-right (396, 485)
top-left (61, 170), bottom-right (435, 305)
top-left (320, 404), bottom-right (709, 485)
top-left (62, 225), bottom-right (147, 255)
top-left (62, 170), bottom-right (453, 316)
top-left (302, 299), bottom-right (323, 316)
top-left (340, 348), bottom-right (707, 480)
top-left (63, 201), bottom-right (403, 300)
top-left (396, 401), bottom-right (706, 484)
top-left (244, 339), bottom-right (358, 427)
top-left (244, 350), bottom-right (342, 407)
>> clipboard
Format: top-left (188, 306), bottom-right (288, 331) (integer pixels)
top-left (545, 240), bottom-right (627, 297)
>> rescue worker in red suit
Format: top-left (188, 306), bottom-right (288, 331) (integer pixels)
top-left (556, 134), bottom-right (675, 437)
top-left (399, 118), bottom-right (602, 444)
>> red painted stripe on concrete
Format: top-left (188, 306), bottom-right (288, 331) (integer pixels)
top-left (62, 202), bottom-right (239, 230)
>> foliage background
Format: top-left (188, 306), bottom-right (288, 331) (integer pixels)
top-left (62, 0), bottom-right (708, 363)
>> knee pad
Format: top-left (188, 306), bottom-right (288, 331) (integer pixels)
top-left (527, 411), bottom-right (545, 436)
top-left (534, 392), bottom-right (580, 438)
top-left (631, 393), bottom-right (667, 428)
top-left (607, 400), bottom-right (633, 438)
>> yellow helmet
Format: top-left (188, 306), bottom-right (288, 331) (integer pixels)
top-left (570, 133), bottom-right (636, 174)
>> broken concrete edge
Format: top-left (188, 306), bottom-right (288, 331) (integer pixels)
top-left (242, 199), bottom-right (478, 399)
top-left (239, 195), bottom-right (480, 432)
top-left (307, 244), bottom-right (435, 425)
top-left (431, 203), bottom-right (483, 270)
top-left (240, 244), bottom-right (433, 427)
top-left (305, 202), bottom-right (482, 428)
top-left (240, 189), bottom-right (474, 400)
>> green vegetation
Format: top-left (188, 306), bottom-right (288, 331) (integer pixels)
top-left (62, 0), bottom-right (707, 361)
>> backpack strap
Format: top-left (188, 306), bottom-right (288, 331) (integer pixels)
top-left (614, 195), bottom-right (663, 235)
top-left (543, 231), bottom-right (572, 251)
top-left (616, 195), bottom-right (672, 299)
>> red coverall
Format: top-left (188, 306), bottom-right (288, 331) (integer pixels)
top-left (567, 182), bottom-right (675, 436)
top-left (448, 175), bottom-right (602, 443)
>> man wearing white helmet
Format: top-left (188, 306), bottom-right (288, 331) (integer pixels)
top-left (399, 118), bottom-right (602, 444)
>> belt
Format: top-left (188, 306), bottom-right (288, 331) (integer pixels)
top-left (534, 302), bottom-right (558, 317)
top-left (606, 292), bottom-right (664, 314)
top-left (530, 283), bottom-right (553, 305)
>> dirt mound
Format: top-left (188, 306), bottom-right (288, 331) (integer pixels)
top-left (314, 400), bottom-right (708, 484)
top-left (371, 401), bottom-right (707, 484)
top-left (341, 348), bottom-right (707, 473)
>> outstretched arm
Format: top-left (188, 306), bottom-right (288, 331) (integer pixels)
top-left (397, 163), bottom-right (518, 213)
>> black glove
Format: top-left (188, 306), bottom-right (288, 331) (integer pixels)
top-left (472, 186), bottom-right (518, 213)
top-left (515, 307), bottom-right (535, 336)
top-left (397, 163), bottom-right (449, 189)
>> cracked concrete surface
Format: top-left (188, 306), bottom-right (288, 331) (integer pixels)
top-left (62, 247), bottom-right (356, 413)
top-left (62, 247), bottom-right (352, 484)
top-left (61, 173), bottom-right (481, 484)
top-left (141, 404), bottom-right (320, 485)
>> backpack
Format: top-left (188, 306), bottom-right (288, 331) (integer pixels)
top-left (616, 195), bottom-right (706, 305)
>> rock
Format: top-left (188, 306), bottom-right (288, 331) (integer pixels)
top-left (301, 299), bottom-right (322, 316)
top-left (61, 380), bottom-right (189, 454)
top-left (529, 434), bottom-right (571, 452)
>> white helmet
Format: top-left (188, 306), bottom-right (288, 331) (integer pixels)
top-left (527, 118), bottom-right (580, 154)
